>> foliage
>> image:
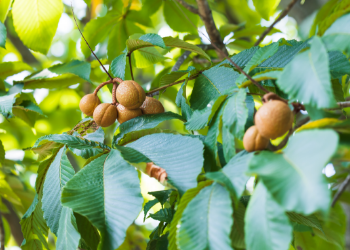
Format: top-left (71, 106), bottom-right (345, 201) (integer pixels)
top-left (0, 1), bottom-right (349, 250)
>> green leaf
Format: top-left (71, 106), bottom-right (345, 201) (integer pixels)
top-left (111, 52), bottom-right (127, 80)
top-left (49, 60), bottom-right (91, 83)
top-left (42, 146), bottom-right (75, 235)
top-left (34, 133), bottom-right (110, 151)
top-left (253, 0), bottom-right (281, 20)
top-left (132, 47), bottom-right (166, 68)
top-left (191, 67), bottom-right (239, 110)
top-left (245, 182), bottom-right (292, 250)
top-left (231, 200), bottom-right (246, 249)
top-left (0, 21), bottom-right (6, 48)
top-left (12, 101), bottom-right (46, 127)
top-left (56, 207), bottom-right (80, 250)
top-left (277, 37), bottom-right (337, 108)
top-left (309, 0), bottom-right (340, 36)
top-left (177, 183), bottom-right (233, 250)
top-left (0, 93), bottom-right (18, 118)
top-left (20, 193), bottom-right (49, 250)
top-left (126, 33), bottom-right (165, 52)
top-left (126, 134), bottom-right (204, 194)
top-left (0, 61), bottom-right (31, 79)
top-left (236, 42), bottom-right (279, 85)
top-left (12, 0), bottom-right (63, 54)
top-left (185, 95), bottom-right (227, 131)
top-left (70, 129), bottom-right (105, 159)
top-left (80, 10), bottom-right (122, 58)
top-left (75, 213), bottom-right (100, 250)
top-left (159, 70), bottom-right (189, 87)
top-left (61, 150), bottom-right (143, 250)
top-left (113, 112), bottom-right (184, 146)
top-left (322, 14), bottom-right (350, 54)
top-left (0, 0), bottom-right (12, 23)
top-left (149, 208), bottom-right (174, 223)
top-left (148, 190), bottom-right (174, 205)
top-left (249, 129), bottom-right (339, 214)
top-left (206, 151), bottom-right (252, 202)
top-left (163, 1), bottom-right (199, 34)
top-left (287, 212), bottom-right (323, 231)
top-left (144, 199), bottom-right (159, 222)
top-left (222, 89), bottom-right (248, 161)
top-left (168, 181), bottom-right (212, 250)
top-left (107, 15), bottom-right (144, 60)
top-left (19, 74), bottom-right (86, 90)
top-left (240, 69), bottom-right (282, 88)
top-left (163, 36), bottom-right (210, 61)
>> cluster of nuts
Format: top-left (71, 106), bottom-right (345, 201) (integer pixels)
top-left (243, 93), bottom-right (294, 152)
top-left (79, 78), bottom-right (165, 127)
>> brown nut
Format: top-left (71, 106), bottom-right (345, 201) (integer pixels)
top-left (93, 103), bottom-right (118, 127)
top-left (116, 80), bottom-right (146, 109)
top-left (117, 104), bottom-right (142, 124)
top-left (243, 125), bottom-right (269, 152)
top-left (255, 100), bottom-right (294, 139)
top-left (79, 94), bottom-right (101, 116)
top-left (140, 97), bottom-right (165, 114)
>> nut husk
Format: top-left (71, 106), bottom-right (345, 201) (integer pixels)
top-left (117, 104), bottom-right (142, 124)
top-left (140, 97), bottom-right (165, 114)
top-left (93, 103), bottom-right (118, 127)
top-left (116, 80), bottom-right (146, 109)
top-left (79, 94), bottom-right (101, 116)
top-left (243, 125), bottom-right (269, 152)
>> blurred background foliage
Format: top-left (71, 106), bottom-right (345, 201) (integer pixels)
top-left (0, 0), bottom-right (343, 249)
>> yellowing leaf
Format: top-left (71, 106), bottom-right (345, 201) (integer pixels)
top-left (297, 118), bottom-right (341, 131)
top-left (12, 0), bottom-right (63, 54)
top-left (253, 0), bottom-right (281, 20)
top-left (0, 0), bottom-right (13, 23)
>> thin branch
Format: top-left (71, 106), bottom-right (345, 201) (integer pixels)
top-left (147, 75), bottom-right (199, 95)
top-left (175, 0), bottom-right (199, 14)
top-left (173, 0), bottom-right (270, 94)
top-left (112, 82), bottom-right (117, 105)
top-left (0, 211), bottom-right (4, 250)
top-left (328, 101), bottom-right (350, 110)
top-left (193, 57), bottom-right (221, 64)
top-left (71, 4), bottom-right (113, 80)
top-left (172, 51), bottom-right (191, 72)
top-left (332, 174), bottom-right (350, 207)
top-left (93, 79), bottom-right (114, 95)
top-left (195, 0), bottom-right (228, 58)
top-left (254, 0), bottom-right (298, 46)
top-left (128, 54), bottom-right (134, 80)
top-left (197, 44), bottom-right (215, 50)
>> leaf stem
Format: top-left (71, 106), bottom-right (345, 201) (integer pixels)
top-left (332, 174), bottom-right (350, 207)
top-left (93, 80), bottom-right (114, 95)
top-left (146, 75), bottom-right (199, 96)
top-left (254, 0), bottom-right (298, 46)
top-left (112, 82), bottom-right (117, 105)
top-left (175, 0), bottom-right (199, 14)
top-left (128, 54), bottom-right (134, 80)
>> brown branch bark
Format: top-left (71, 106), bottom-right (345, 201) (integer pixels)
top-left (254, 0), bottom-right (298, 46)
top-left (196, 0), bottom-right (228, 58)
top-left (332, 174), bottom-right (350, 207)
top-left (175, 0), bottom-right (199, 14)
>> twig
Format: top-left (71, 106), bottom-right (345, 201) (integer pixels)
top-left (328, 101), bottom-right (350, 110)
top-left (173, 0), bottom-right (270, 94)
top-left (147, 75), bottom-right (199, 95)
top-left (254, 0), bottom-right (298, 46)
top-left (332, 174), bottom-right (350, 207)
top-left (128, 54), bottom-right (134, 80)
top-left (269, 116), bottom-right (310, 151)
top-left (0, 211), bottom-right (4, 250)
top-left (172, 51), bottom-right (191, 72)
top-left (175, 0), bottom-right (199, 14)
top-left (112, 82), bottom-right (117, 105)
top-left (195, 0), bottom-right (228, 58)
top-left (71, 4), bottom-right (113, 80)
top-left (93, 79), bottom-right (114, 95)
top-left (193, 58), bottom-right (221, 64)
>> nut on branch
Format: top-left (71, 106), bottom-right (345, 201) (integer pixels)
top-left (93, 103), bottom-right (118, 127)
top-left (140, 97), bottom-right (165, 115)
top-left (146, 162), bottom-right (168, 183)
top-left (79, 94), bottom-right (101, 116)
top-left (116, 80), bottom-right (146, 109)
top-left (117, 104), bottom-right (142, 124)
top-left (243, 125), bottom-right (269, 152)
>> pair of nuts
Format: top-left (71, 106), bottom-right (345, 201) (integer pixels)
top-left (243, 97), bottom-right (294, 152)
top-left (79, 80), bottom-right (164, 127)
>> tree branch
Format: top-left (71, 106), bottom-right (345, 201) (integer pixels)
top-left (175, 0), bottom-right (199, 14)
top-left (254, 0), bottom-right (298, 46)
top-left (328, 101), bottom-right (350, 110)
top-left (332, 174), bottom-right (350, 207)
top-left (2, 199), bottom-right (23, 246)
top-left (172, 51), bottom-right (191, 72)
top-left (128, 54), bottom-right (134, 80)
top-left (196, 0), bottom-right (228, 58)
